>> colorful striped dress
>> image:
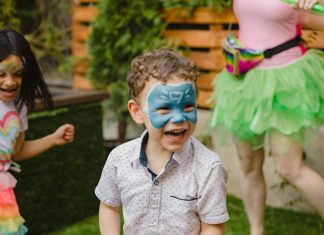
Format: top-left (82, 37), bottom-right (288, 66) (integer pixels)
top-left (0, 101), bottom-right (28, 234)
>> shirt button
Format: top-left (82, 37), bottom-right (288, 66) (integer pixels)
top-left (154, 180), bottom-right (159, 185)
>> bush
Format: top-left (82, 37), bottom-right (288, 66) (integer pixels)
top-left (14, 103), bottom-right (106, 234)
top-left (88, 0), bottom-right (167, 141)
top-left (0, 0), bottom-right (20, 30)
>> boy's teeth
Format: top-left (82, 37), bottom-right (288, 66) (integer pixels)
top-left (165, 129), bottom-right (186, 135)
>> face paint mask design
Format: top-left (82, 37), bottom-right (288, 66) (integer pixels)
top-left (144, 82), bottom-right (197, 129)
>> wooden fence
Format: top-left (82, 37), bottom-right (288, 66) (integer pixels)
top-left (72, 2), bottom-right (324, 108)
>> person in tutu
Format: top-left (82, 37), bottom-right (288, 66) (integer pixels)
top-left (0, 29), bottom-right (75, 234)
top-left (210, 0), bottom-right (324, 234)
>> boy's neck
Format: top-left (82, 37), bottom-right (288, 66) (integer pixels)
top-left (145, 137), bottom-right (173, 175)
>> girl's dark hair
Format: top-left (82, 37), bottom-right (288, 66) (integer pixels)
top-left (0, 29), bottom-right (53, 111)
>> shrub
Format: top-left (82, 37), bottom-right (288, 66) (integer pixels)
top-left (0, 0), bottom-right (20, 30)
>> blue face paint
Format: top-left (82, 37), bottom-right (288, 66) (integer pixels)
top-left (144, 82), bottom-right (197, 129)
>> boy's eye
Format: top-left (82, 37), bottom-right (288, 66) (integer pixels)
top-left (156, 106), bottom-right (171, 115)
top-left (183, 104), bottom-right (195, 112)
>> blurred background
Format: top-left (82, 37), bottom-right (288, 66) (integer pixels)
top-left (1, 0), bottom-right (323, 234)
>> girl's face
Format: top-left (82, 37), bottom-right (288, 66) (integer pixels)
top-left (0, 55), bottom-right (23, 102)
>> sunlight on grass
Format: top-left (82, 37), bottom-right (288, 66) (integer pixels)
top-left (49, 216), bottom-right (99, 235)
top-left (50, 195), bottom-right (324, 235)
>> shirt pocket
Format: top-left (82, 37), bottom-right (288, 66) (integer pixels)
top-left (167, 194), bottom-right (200, 233)
top-left (168, 194), bottom-right (198, 215)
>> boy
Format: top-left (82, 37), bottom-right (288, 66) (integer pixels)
top-left (95, 48), bottom-right (229, 235)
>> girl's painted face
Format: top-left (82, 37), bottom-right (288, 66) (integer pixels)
top-left (144, 82), bottom-right (197, 129)
top-left (0, 55), bottom-right (23, 102)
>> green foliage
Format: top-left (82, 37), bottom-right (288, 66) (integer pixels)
top-left (0, 0), bottom-right (20, 30)
top-left (88, 0), bottom-right (166, 88)
top-left (105, 80), bottom-right (130, 120)
top-left (22, 0), bottom-right (72, 79)
top-left (88, 0), bottom-right (167, 122)
top-left (162, 0), bottom-right (233, 12)
top-left (15, 103), bottom-right (106, 234)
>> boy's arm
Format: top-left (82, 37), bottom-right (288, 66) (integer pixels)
top-left (13, 124), bottom-right (74, 161)
top-left (200, 222), bottom-right (225, 235)
top-left (99, 202), bottom-right (121, 235)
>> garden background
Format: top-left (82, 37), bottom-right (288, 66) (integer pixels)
top-left (1, 0), bottom-right (324, 234)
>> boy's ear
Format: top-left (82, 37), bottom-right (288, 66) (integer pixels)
top-left (128, 99), bottom-right (145, 124)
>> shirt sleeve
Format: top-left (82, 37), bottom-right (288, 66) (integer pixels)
top-left (19, 104), bottom-right (28, 132)
top-left (95, 150), bottom-right (122, 207)
top-left (197, 161), bottom-right (229, 224)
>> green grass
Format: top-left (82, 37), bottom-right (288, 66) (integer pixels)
top-left (50, 195), bottom-right (324, 235)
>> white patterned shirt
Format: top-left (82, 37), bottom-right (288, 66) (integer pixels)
top-left (95, 131), bottom-right (229, 235)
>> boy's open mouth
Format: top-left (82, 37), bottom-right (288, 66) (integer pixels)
top-left (164, 129), bottom-right (187, 137)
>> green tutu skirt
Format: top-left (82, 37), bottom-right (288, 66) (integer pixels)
top-left (210, 49), bottom-right (324, 148)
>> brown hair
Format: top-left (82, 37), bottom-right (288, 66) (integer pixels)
top-left (127, 47), bottom-right (199, 100)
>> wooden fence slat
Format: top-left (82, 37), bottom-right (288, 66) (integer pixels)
top-left (164, 29), bottom-right (225, 48)
top-left (72, 22), bottom-right (91, 42)
top-left (72, 5), bottom-right (99, 23)
top-left (197, 72), bottom-right (218, 90)
top-left (188, 50), bottom-right (225, 70)
top-left (72, 41), bottom-right (89, 57)
top-left (73, 74), bottom-right (93, 90)
top-left (73, 59), bottom-right (89, 74)
top-left (197, 89), bottom-right (214, 109)
top-left (164, 7), bottom-right (237, 24)
top-left (73, 0), bottom-right (98, 3)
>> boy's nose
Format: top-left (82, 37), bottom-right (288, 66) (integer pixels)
top-left (170, 111), bottom-right (186, 124)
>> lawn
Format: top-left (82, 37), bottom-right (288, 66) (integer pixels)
top-left (50, 195), bottom-right (324, 235)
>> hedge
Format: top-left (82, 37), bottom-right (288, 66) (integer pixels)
top-left (12, 102), bottom-right (108, 234)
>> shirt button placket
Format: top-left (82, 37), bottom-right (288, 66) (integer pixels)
top-left (148, 179), bottom-right (161, 234)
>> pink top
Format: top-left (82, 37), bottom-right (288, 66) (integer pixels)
top-left (234, 0), bottom-right (306, 68)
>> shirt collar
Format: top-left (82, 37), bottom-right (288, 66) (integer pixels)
top-left (130, 130), bottom-right (193, 168)
top-left (172, 137), bottom-right (192, 166)
top-left (130, 130), bottom-right (148, 168)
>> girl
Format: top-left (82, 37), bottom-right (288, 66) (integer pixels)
top-left (211, 0), bottom-right (324, 234)
top-left (0, 29), bottom-right (74, 234)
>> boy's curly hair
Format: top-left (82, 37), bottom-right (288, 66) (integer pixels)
top-left (127, 47), bottom-right (200, 100)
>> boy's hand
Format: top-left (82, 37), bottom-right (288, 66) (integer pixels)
top-left (53, 124), bottom-right (75, 145)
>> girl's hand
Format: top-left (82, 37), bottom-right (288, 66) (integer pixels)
top-left (295, 0), bottom-right (320, 10)
top-left (53, 124), bottom-right (75, 145)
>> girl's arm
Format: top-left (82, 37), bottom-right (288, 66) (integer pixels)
top-left (200, 223), bottom-right (225, 235)
top-left (13, 123), bottom-right (74, 161)
top-left (99, 202), bottom-right (121, 235)
top-left (299, 11), bottom-right (324, 30)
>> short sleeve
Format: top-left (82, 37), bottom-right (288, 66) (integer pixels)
top-left (95, 150), bottom-right (122, 207)
top-left (197, 162), bottom-right (229, 224)
top-left (19, 104), bottom-right (28, 132)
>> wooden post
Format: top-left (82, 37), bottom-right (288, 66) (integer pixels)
top-left (71, 0), bottom-right (99, 89)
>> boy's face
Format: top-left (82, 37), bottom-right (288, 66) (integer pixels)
top-left (129, 77), bottom-right (197, 153)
